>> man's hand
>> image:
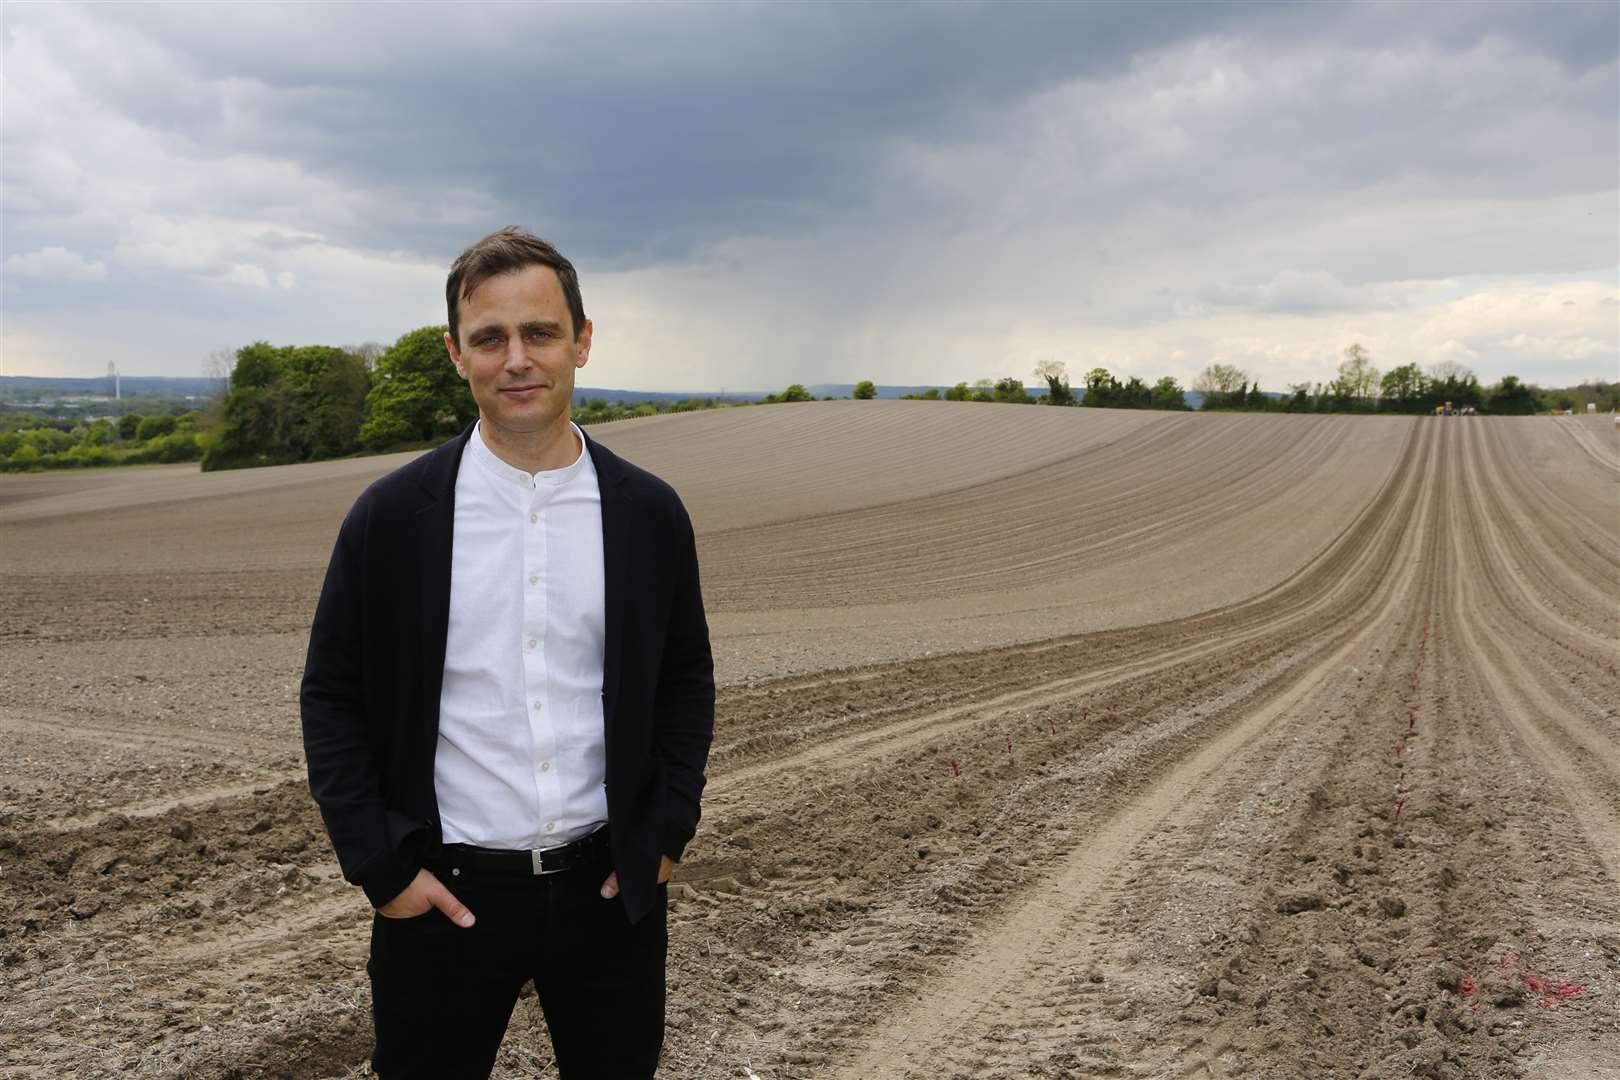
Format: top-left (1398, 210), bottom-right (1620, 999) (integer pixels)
top-left (600, 856), bottom-right (675, 899)
top-left (377, 868), bottom-right (475, 927)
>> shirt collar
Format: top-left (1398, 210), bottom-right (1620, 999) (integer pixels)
top-left (468, 419), bottom-right (590, 489)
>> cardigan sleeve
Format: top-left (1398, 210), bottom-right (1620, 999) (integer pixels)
top-left (651, 496), bottom-right (716, 863)
top-left (299, 499), bottom-right (420, 907)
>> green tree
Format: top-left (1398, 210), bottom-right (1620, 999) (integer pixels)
top-left (1121, 376), bottom-right (1153, 409)
top-left (1485, 374), bottom-right (1540, 415)
top-left (117, 413), bottom-right (143, 440)
top-left (1081, 367), bottom-right (1118, 408)
top-left (944, 382), bottom-right (971, 401)
top-left (1194, 363), bottom-right (1248, 395)
top-left (1334, 344), bottom-right (1380, 406)
top-left (135, 414), bottom-right (178, 441)
top-left (1424, 362), bottom-right (1483, 413)
top-left (992, 376), bottom-right (1030, 403)
top-left (971, 378), bottom-right (995, 403)
top-left (1380, 363), bottom-right (1426, 409)
top-left (24, 428), bottom-right (74, 455)
top-left (206, 340), bottom-right (376, 468)
top-left (359, 327), bottom-right (475, 451)
top-left (63, 442), bottom-right (113, 467)
top-left (230, 341), bottom-right (282, 391)
top-left (919, 387), bottom-right (941, 401)
top-left (1193, 363), bottom-right (1250, 409)
top-left (310, 350), bottom-right (371, 458)
top-left (1574, 379), bottom-right (1619, 411)
top-left (1033, 359), bottom-right (1074, 406)
top-left (780, 383), bottom-right (813, 403)
top-left (1150, 376), bottom-right (1188, 410)
top-left (208, 382), bottom-right (297, 468)
top-left (852, 380), bottom-right (876, 400)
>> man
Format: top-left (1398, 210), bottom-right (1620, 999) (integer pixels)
top-left (300, 226), bottom-right (714, 1079)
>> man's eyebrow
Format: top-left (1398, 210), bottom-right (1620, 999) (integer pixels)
top-left (466, 319), bottom-right (565, 341)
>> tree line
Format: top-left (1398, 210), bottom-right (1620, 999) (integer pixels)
top-left (881, 346), bottom-right (1610, 418)
top-left (201, 327), bottom-right (754, 471)
top-left (4, 330), bottom-right (1610, 474)
top-left (1185, 345), bottom-right (1609, 416)
top-left (0, 408), bottom-right (210, 471)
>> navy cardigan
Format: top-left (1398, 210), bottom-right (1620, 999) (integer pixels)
top-left (299, 422), bottom-right (714, 924)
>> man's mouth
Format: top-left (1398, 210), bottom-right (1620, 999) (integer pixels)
top-left (500, 384), bottom-right (544, 395)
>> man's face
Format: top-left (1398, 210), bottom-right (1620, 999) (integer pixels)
top-left (444, 264), bottom-right (592, 438)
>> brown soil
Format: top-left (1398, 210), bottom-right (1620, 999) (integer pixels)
top-left (1, 406), bottom-right (1615, 1079)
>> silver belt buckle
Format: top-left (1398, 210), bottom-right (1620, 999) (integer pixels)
top-left (532, 847), bottom-right (568, 875)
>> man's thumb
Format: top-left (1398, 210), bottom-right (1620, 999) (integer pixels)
top-left (431, 883), bottom-right (475, 928)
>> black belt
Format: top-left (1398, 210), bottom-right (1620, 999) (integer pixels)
top-left (439, 827), bottom-right (610, 878)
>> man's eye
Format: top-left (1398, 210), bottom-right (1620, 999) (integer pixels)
top-left (526, 330), bottom-right (552, 341)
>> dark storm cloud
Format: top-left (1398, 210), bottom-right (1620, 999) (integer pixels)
top-left (3, 1), bottom-right (1614, 385)
top-left (20, 1), bottom-right (1288, 261)
top-left (38, 1), bottom-right (1612, 268)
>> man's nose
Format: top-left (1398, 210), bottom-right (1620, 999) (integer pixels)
top-left (504, 338), bottom-right (533, 370)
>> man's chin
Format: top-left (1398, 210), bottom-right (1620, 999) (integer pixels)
top-left (481, 408), bottom-right (569, 435)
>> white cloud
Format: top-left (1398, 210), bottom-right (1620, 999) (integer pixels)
top-left (1432, 339), bottom-right (1480, 363)
top-left (3, 245), bottom-right (108, 281)
top-left (216, 263), bottom-right (271, 289)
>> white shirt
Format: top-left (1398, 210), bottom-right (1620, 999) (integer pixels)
top-left (435, 420), bottom-right (609, 850)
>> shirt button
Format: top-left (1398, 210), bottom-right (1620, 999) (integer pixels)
top-left (545, 821), bottom-right (556, 833)
top-left (528, 575), bottom-right (539, 586)
top-left (532, 700), bottom-right (543, 712)
top-left (540, 760), bottom-right (552, 772)
top-left (529, 512), bottom-right (538, 524)
top-left (527, 638), bottom-right (538, 650)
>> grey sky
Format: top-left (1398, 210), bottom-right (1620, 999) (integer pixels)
top-left (3, 1), bottom-right (1615, 391)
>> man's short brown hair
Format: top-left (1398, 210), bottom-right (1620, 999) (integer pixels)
top-left (446, 226), bottom-right (586, 345)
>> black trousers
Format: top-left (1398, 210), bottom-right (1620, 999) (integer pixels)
top-left (367, 847), bottom-right (667, 1080)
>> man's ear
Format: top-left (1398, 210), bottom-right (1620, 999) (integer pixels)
top-left (575, 320), bottom-right (593, 369)
top-left (444, 331), bottom-right (467, 380)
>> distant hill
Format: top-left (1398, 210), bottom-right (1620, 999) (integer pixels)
top-left (809, 383), bottom-right (950, 400)
top-left (1, 375), bottom-right (218, 399)
top-left (577, 384), bottom-right (992, 402)
top-left (571, 387), bottom-right (769, 404)
top-left (8, 375), bottom-right (1229, 408)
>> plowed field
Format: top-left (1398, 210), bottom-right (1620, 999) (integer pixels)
top-left (2, 403), bottom-right (1616, 1080)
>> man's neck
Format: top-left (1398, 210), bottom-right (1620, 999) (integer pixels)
top-left (478, 415), bottom-right (581, 474)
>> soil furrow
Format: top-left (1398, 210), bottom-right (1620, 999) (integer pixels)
top-left (823, 419), bottom-right (1440, 1079)
top-left (4, 408), bottom-right (1615, 1080)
